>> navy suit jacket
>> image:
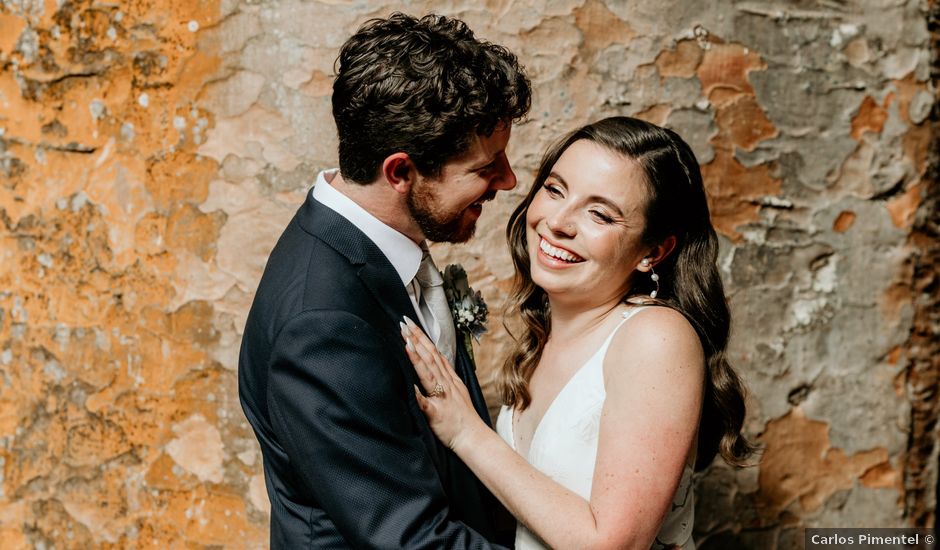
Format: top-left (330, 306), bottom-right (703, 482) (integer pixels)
top-left (238, 193), bottom-right (513, 548)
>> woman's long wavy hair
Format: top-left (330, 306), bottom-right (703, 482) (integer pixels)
top-left (499, 116), bottom-right (755, 470)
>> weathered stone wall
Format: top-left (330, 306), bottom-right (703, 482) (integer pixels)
top-left (0, 0), bottom-right (936, 548)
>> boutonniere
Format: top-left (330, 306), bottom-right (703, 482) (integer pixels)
top-left (441, 264), bottom-right (488, 360)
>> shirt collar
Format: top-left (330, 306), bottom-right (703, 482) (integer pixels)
top-left (311, 169), bottom-right (422, 285)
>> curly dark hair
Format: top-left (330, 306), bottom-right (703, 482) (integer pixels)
top-left (332, 13), bottom-right (531, 184)
top-left (500, 117), bottom-right (756, 471)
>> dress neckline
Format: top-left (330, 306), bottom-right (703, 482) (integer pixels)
top-left (510, 306), bottom-right (646, 460)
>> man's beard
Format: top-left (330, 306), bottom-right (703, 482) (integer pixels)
top-left (407, 182), bottom-right (489, 243)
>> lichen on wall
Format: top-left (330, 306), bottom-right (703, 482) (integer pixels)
top-left (0, 0), bottom-right (936, 548)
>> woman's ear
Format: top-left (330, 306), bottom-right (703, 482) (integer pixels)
top-left (382, 153), bottom-right (416, 194)
top-left (646, 235), bottom-right (677, 268)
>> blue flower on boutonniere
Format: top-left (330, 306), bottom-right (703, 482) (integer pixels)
top-left (441, 264), bottom-right (488, 360)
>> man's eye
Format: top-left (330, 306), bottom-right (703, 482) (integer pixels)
top-left (477, 159), bottom-right (500, 174)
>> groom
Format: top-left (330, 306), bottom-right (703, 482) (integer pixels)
top-left (238, 13), bottom-right (531, 549)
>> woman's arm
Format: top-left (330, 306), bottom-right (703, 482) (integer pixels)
top-left (402, 308), bottom-right (704, 550)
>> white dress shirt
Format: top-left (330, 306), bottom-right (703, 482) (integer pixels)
top-left (311, 169), bottom-right (441, 343)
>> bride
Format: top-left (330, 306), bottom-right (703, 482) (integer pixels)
top-left (401, 116), bottom-right (754, 549)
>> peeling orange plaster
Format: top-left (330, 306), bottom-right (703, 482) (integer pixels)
top-left (0, 0), bottom-right (265, 546)
top-left (903, 124), bottom-right (933, 177)
top-left (701, 150), bottom-right (781, 241)
top-left (851, 95), bottom-right (889, 140)
top-left (892, 75), bottom-right (926, 125)
top-left (886, 182), bottom-right (922, 230)
top-left (695, 42), bottom-right (781, 240)
top-left (861, 460), bottom-right (902, 491)
top-left (697, 43), bottom-right (766, 108)
top-left (300, 69), bottom-right (336, 97)
top-left (0, 13), bottom-right (27, 54)
top-left (757, 408), bottom-right (895, 518)
top-left (635, 104), bottom-right (671, 126)
top-left (881, 279), bottom-right (914, 324)
top-left (655, 40), bottom-right (703, 79)
top-left (713, 94), bottom-right (778, 152)
top-left (833, 210), bottom-right (857, 233)
top-left (573, 0), bottom-right (636, 54)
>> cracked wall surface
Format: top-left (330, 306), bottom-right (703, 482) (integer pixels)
top-left (0, 0), bottom-right (937, 548)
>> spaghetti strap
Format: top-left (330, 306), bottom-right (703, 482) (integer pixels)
top-left (596, 305), bottom-right (649, 357)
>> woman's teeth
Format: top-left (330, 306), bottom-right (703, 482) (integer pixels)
top-left (539, 238), bottom-right (583, 263)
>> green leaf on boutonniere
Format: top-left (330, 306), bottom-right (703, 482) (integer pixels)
top-left (442, 264), bottom-right (488, 359)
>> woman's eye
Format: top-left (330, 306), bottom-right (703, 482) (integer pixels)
top-left (542, 183), bottom-right (562, 197)
top-left (590, 210), bottom-right (614, 224)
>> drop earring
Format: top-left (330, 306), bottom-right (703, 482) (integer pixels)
top-left (641, 258), bottom-right (660, 299)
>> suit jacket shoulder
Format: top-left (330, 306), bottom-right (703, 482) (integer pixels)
top-left (238, 193), bottom-right (512, 549)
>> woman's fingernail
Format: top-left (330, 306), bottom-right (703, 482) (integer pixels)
top-left (405, 337), bottom-right (415, 352)
top-left (399, 321), bottom-right (408, 334)
top-left (403, 315), bottom-right (418, 330)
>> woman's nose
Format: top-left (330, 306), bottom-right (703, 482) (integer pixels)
top-left (546, 208), bottom-right (576, 236)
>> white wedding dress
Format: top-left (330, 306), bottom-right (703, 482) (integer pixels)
top-left (495, 307), bottom-right (696, 549)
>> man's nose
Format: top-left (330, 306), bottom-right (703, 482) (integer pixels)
top-left (490, 156), bottom-right (516, 191)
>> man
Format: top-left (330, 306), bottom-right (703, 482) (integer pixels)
top-left (238, 12), bottom-right (531, 548)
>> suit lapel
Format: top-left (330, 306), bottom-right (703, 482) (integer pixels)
top-left (298, 193), bottom-right (492, 426)
top-left (297, 195), bottom-right (420, 326)
top-left (453, 336), bottom-right (493, 427)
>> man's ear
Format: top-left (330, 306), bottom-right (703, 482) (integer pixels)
top-left (644, 235), bottom-right (677, 269)
top-left (382, 153), bottom-right (416, 194)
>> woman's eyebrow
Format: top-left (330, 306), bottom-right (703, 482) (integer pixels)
top-left (549, 171), bottom-right (625, 216)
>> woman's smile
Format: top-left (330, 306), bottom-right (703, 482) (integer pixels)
top-left (536, 236), bottom-right (585, 266)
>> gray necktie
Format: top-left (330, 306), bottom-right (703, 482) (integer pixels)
top-left (414, 246), bottom-right (457, 366)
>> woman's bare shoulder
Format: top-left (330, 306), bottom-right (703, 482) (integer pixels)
top-left (605, 305), bottom-right (705, 384)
